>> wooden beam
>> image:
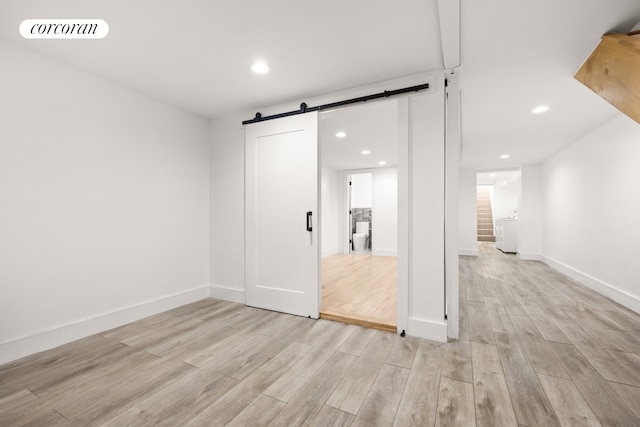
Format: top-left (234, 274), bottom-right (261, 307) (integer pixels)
top-left (575, 33), bottom-right (640, 124)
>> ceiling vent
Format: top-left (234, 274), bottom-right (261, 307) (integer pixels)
top-left (574, 27), bottom-right (640, 124)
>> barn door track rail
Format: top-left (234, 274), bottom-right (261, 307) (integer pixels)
top-left (242, 83), bottom-right (429, 125)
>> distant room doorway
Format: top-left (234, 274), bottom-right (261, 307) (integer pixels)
top-left (348, 172), bottom-right (372, 255)
top-left (318, 100), bottom-right (399, 331)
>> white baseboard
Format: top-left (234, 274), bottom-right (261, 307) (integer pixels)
top-left (0, 285), bottom-right (210, 365)
top-left (542, 255), bottom-right (640, 314)
top-left (209, 284), bottom-right (245, 304)
top-left (447, 313), bottom-right (459, 340)
top-left (517, 251), bottom-right (542, 261)
top-left (372, 249), bottom-right (398, 257)
top-left (322, 248), bottom-right (340, 258)
top-left (459, 248), bottom-right (479, 256)
top-left (407, 317), bottom-right (447, 342)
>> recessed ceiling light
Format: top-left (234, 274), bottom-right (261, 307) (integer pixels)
top-left (379, 161), bottom-right (387, 165)
top-left (336, 131), bottom-right (346, 138)
top-left (500, 154), bottom-right (510, 159)
top-left (361, 150), bottom-right (370, 155)
top-left (490, 173), bottom-right (496, 177)
top-left (532, 105), bottom-right (549, 114)
top-left (251, 61), bottom-right (269, 74)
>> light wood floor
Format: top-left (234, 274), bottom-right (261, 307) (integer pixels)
top-left (2, 243), bottom-right (640, 425)
top-left (320, 253), bottom-right (397, 332)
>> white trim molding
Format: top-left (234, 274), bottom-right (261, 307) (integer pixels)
top-left (542, 255), bottom-right (640, 314)
top-left (0, 285), bottom-right (209, 365)
top-left (459, 248), bottom-right (479, 257)
top-left (209, 284), bottom-right (245, 304)
top-left (407, 317), bottom-right (448, 342)
top-left (372, 250), bottom-right (398, 257)
top-left (517, 251), bottom-right (542, 261)
top-left (322, 248), bottom-right (340, 258)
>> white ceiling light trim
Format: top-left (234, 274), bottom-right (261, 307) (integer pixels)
top-left (251, 61), bottom-right (269, 74)
top-left (361, 150), bottom-right (371, 155)
top-left (500, 154), bottom-right (510, 159)
top-left (335, 131), bottom-right (346, 138)
top-left (531, 105), bottom-right (549, 114)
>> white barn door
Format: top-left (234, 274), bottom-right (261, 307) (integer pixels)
top-left (245, 112), bottom-right (319, 318)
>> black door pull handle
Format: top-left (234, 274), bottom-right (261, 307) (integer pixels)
top-left (306, 211), bottom-right (313, 232)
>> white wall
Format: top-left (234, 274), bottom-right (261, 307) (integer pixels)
top-left (542, 114), bottom-right (640, 313)
top-left (458, 169), bottom-right (478, 256)
top-left (209, 116), bottom-right (246, 302)
top-left (321, 167), bottom-right (341, 257)
top-left (518, 164), bottom-right (543, 260)
top-left (351, 173), bottom-right (372, 208)
top-left (0, 41), bottom-right (211, 364)
top-left (372, 167), bottom-right (397, 256)
top-left (492, 178), bottom-right (519, 220)
top-left (209, 114), bottom-right (251, 302)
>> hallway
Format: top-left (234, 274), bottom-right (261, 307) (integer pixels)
top-left (459, 242), bottom-right (640, 425)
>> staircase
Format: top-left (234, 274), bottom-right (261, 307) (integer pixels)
top-left (477, 187), bottom-right (495, 242)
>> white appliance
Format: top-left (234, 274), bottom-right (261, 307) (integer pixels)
top-left (495, 218), bottom-right (518, 253)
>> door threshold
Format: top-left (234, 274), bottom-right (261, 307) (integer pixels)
top-left (320, 311), bottom-right (396, 333)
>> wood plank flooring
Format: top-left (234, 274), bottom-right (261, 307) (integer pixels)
top-left (2, 242), bottom-right (640, 426)
top-left (320, 253), bottom-right (397, 331)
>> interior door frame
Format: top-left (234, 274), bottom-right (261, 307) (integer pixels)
top-left (396, 97), bottom-right (409, 335)
top-left (347, 175), bottom-right (352, 253)
top-left (342, 169), bottom-right (375, 255)
top-left (243, 76), bottom-right (452, 339)
top-left (320, 98), bottom-right (408, 334)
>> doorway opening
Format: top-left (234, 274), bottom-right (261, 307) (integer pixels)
top-left (349, 172), bottom-right (372, 255)
top-left (476, 170), bottom-right (521, 253)
top-left (318, 100), bottom-right (398, 332)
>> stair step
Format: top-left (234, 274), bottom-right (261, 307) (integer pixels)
top-left (477, 187), bottom-right (495, 242)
